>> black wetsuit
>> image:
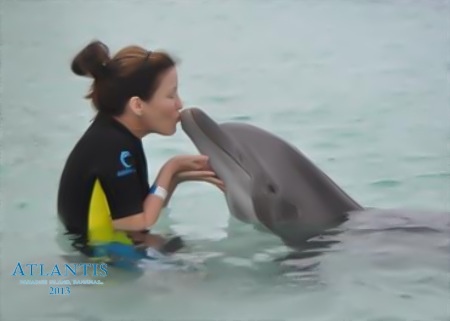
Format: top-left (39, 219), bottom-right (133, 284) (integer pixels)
top-left (57, 112), bottom-right (150, 256)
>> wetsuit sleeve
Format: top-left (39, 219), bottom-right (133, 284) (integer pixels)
top-left (95, 146), bottom-right (147, 220)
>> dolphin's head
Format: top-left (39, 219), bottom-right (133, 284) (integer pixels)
top-left (248, 163), bottom-right (332, 245)
top-left (180, 107), bottom-right (259, 224)
top-left (180, 107), bottom-right (356, 247)
top-left (180, 108), bottom-right (311, 241)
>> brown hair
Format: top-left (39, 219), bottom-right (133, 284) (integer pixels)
top-left (71, 40), bottom-right (177, 115)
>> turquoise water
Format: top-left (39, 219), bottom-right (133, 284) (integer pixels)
top-left (1, 0), bottom-right (449, 320)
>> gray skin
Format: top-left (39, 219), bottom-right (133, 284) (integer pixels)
top-left (180, 107), bottom-right (363, 247)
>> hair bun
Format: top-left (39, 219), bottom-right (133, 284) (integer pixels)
top-left (71, 40), bottom-right (111, 80)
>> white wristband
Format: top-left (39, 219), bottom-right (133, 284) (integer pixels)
top-left (149, 184), bottom-right (168, 201)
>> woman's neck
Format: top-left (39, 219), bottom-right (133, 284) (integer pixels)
top-left (113, 113), bottom-right (148, 139)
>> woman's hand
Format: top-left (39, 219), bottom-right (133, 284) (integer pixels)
top-left (175, 170), bottom-right (226, 192)
top-left (166, 154), bottom-right (225, 192)
top-left (168, 154), bottom-right (211, 173)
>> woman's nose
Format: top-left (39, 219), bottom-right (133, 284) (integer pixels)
top-left (175, 97), bottom-right (183, 110)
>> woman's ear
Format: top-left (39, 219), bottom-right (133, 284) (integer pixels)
top-left (129, 96), bottom-right (144, 116)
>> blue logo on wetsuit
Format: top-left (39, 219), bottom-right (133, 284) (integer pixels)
top-left (120, 151), bottom-right (132, 168)
top-left (117, 150), bottom-right (136, 177)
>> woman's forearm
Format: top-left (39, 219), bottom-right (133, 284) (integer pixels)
top-left (163, 176), bottom-right (179, 207)
top-left (113, 162), bottom-right (177, 231)
top-left (142, 162), bottom-right (177, 227)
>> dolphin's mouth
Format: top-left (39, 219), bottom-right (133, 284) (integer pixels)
top-left (180, 108), bottom-right (250, 176)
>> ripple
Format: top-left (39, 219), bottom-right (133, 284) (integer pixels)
top-left (351, 226), bottom-right (444, 235)
top-left (369, 179), bottom-right (402, 187)
top-left (157, 146), bottom-right (185, 155)
top-left (413, 172), bottom-right (450, 180)
top-left (401, 154), bottom-right (443, 162)
top-left (16, 201), bottom-right (28, 210)
top-left (335, 130), bottom-right (360, 139)
top-left (222, 256), bottom-right (254, 269)
top-left (252, 252), bottom-right (274, 263)
top-left (177, 251), bottom-right (225, 265)
top-left (203, 93), bottom-right (239, 104)
top-left (281, 269), bottom-right (325, 290)
top-left (227, 115), bottom-right (252, 121)
top-left (398, 293), bottom-right (413, 300)
top-left (368, 317), bottom-right (407, 321)
top-left (313, 140), bottom-right (340, 149)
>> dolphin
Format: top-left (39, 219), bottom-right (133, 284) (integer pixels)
top-left (180, 107), bottom-right (364, 247)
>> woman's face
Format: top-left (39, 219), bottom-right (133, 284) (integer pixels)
top-left (142, 67), bottom-right (183, 135)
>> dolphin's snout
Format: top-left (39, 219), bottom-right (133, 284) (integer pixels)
top-left (180, 107), bottom-right (207, 124)
top-left (180, 107), bottom-right (239, 159)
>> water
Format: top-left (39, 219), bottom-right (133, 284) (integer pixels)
top-left (1, 0), bottom-right (449, 320)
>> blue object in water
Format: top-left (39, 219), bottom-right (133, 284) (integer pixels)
top-left (92, 242), bottom-right (164, 269)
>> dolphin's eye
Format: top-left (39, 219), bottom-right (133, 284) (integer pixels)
top-left (267, 184), bottom-right (277, 194)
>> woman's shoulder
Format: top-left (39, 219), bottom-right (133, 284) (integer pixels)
top-left (83, 117), bottom-right (136, 148)
top-left (67, 113), bottom-right (142, 166)
top-left (65, 126), bottom-right (129, 167)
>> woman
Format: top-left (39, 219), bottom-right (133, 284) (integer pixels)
top-left (57, 40), bottom-right (224, 262)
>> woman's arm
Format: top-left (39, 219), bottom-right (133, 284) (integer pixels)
top-left (112, 161), bottom-right (177, 231)
top-left (163, 176), bottom-right (178, 208)
top-left (112, 155), bottom-right (217, 231)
